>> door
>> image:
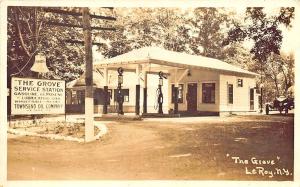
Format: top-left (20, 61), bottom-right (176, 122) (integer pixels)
top-left (250, 88), bottom-right (254, 110)
top-left (187, 83), bottom-right (198, 112)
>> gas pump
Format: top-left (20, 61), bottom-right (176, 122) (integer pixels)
top-left (116, 67), bottom-right (124, 115)
top-left (156, 71), bottom-right (167, 114)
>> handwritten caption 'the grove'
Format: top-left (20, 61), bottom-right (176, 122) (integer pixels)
top-left (227, 154), bottom-right (292, 178)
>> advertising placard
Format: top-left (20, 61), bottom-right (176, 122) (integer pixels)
top-left (11, 77), bottom-right (65, 115)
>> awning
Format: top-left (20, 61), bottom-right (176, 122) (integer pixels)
top-left (94, 46), bottom-right (258, 77)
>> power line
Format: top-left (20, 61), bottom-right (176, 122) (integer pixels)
top-left (65, 39), bottom-right (104, 46)
top-left (42, 8), bottom-right (116, 21)
top-left (45, 21), bottom-right (116, 31)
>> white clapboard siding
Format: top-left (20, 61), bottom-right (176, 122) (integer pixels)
top-left (219, 74), bottom-right (256, 112)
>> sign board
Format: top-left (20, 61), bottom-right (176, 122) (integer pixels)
top-left (11, 77), bottom-right (65, 115)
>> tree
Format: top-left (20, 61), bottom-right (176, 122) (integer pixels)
top-left (223, 42), bottom-right (257, 70)
top-left (223, 7), bottom-right (295, 101)
top-left (96, 8), bottom-right (133, 58)
top-left (7, 7), bottom-right (44, 77)
top-left (264, 53), bottom-right (285, 96)
top-left (154, 8), bottom-right (190, 52)
top-left (98, 8), bottom-right (192, 58)
top-left (189, 8), bottom-right (231, 59)
top-left (224, 7), bottom-right (294, 64)
top-left (281, 53), bottom-right (294, 93)
top-left (7, 7), bottom-right (93, 82)
top-left (266, 52), bottom-right (294, 95)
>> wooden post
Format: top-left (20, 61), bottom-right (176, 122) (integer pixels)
top-left (174, 69), bottom-right (179, 114)
top-left (136, 85), bottom-right (140, 115)
top-left (82, 7), bottom-right (94, 142)
top-left (174, 86), bottom-right (178, 114)
top-left (103, 68), bottom-right (108, 114)
top-left (143, 71), bottom-right (147, 114)
top-left (135, 65), bottom-right (141, 115)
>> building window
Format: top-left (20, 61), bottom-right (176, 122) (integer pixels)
top-left (228, 84), bottom-right (233, 104)
top-left (171, 84), bottom-right (184, 103)
top-left (106, 89), bottom-right (112, 105)
top-left (237, 79), bottom-right (243, 87)
top-left (202, 83), bottom-right (215, 103)
top-left (108, 89), bottom-right (112, 99)
top-left (76, 90), bottom-right (85, 104)
top-left (114, 89), bottom-right (129, 102)
top-left (66, 90), bottom-right (72, 105)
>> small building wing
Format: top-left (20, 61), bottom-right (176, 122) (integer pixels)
top-left (66, 71), bottom-right (105, 88)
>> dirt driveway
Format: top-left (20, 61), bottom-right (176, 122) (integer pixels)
top-left (8, 114), bottom-right (294, 180)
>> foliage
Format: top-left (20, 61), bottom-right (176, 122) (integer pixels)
top-left (224, 7), bottom-right (294, 63)
top-left (98, 8), bottom-right (192, 57)
top-left (223, 7), bottom-right (295, 101)
top-left (189, 8), bottom-right (232, 59)
top-left (7, 7), bottom-right (295, 102)
top-left (263, 52), bottom-right (294, 99)
top-left (7, 7), bottom-right (42, 77)
top-left (99, 7), bottom-right (235, 60)
top-left (7, 7), bottom-right (87, 83)
top-left (223, 43), bottom-right (256, 70)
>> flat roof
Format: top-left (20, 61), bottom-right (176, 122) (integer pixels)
top-left (94, 47), bottom-right (258, 77)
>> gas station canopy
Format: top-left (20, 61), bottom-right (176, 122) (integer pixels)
top-left (94, 46), bottom-right (258, 77)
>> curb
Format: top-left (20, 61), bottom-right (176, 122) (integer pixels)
top-left (7, 128), bottom-right (84, 143)
top-left (7, 121), bottom-right (108, 143)
top-left (94, 121), bottom-right (108, 140)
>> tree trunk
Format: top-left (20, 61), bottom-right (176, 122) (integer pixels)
top-left (273, 75), bottom-right (280, 96)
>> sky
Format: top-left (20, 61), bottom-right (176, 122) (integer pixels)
top-left (282, 12), bottom-right (300, 52)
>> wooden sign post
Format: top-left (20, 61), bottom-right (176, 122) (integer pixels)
top-left (41, 7), bottom-right (116, 142)
top-left (82, 7), bottom-right (94, 142)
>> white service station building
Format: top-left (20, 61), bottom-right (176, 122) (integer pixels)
top-left (68, 47), bottom-right (259, 116)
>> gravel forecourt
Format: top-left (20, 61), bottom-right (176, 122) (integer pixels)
top-left (8, 114), bottom-right (294, 180)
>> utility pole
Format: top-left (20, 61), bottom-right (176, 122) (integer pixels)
top-left (42, 7), bottom-right (116, 142)
top-left (82, 7), bottom-right (94, 142)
